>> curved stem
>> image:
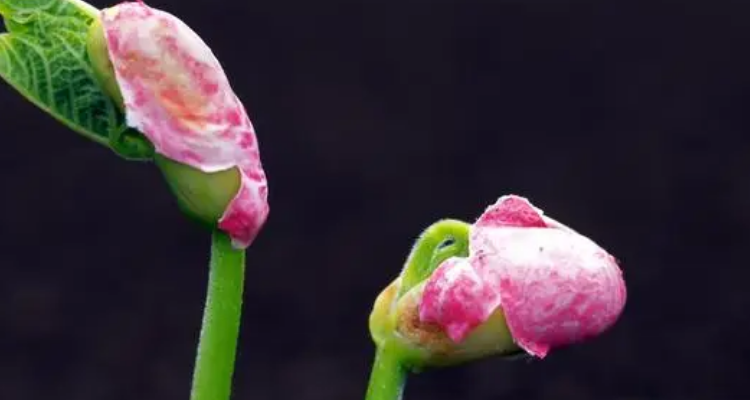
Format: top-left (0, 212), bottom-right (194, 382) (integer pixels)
top-left (190, 230), bottom-right (246, 400)
top-left (365, 344), bottom-right (408, 400)
top-left (398, 219), bottom-right (471, 298)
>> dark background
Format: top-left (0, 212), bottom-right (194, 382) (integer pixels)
top-left (2, 0), bottom-right (749, 399)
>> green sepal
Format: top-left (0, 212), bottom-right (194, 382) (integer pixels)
top-left (155, 154), bottom-right (241, 229)
top-left (0, 0), bottom-right (153, 161)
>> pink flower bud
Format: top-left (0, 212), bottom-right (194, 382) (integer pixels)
top-left (420, 195), bottom-right (626, 358)
top-left (99, 2), bottom-right (268, 248)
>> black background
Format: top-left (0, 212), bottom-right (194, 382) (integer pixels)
top-left (2, 0), bottom-right (749, 399)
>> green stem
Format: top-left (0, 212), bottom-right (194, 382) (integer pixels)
top-left (190, 230), bottom-right (246, 400)
top-left (365, 344), bottom-right (409, 400)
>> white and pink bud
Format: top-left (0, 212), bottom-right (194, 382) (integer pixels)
top-left (370, 195), bottom-right (626, 367)
top-left (420, 195), bottom-right (626, 358)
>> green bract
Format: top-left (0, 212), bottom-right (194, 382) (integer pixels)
top-left (0, 0), bottom-right (152, 160)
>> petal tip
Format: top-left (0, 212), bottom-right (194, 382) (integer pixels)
top-left (476, 195), bottom-right (548, 229)
top-left (218, 176), bottom-right (269, 249)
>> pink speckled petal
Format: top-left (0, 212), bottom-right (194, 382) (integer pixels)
top-left (475, 194), bottom-right (578, 235)
top-left (101, 2), bottom-right (268, 248)
top-left (474, 195), bottom-right (548, 229)
top-left (470, 195), bottom-right (550, 255)
top-left (419, 257), bottom-right (500, 342)
top-left (420, 195), bottom-right (551, 343)
top-left (471, 227), bottom-right (626, 357)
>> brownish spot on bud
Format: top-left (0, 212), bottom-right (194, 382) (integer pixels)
top-left (395, 288), bottom-right (457, 359)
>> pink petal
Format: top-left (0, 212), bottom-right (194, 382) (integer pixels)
top-left (474, 195), bottom-right (548, 229)
top-left (472, 227), bottom-right (626, 358)
top-left (419, 257), bottom-right (501, 342)
top-left (101, 2), bottom-right (268, 248)
top-left (470, 195), bottom-right (549, 255)
top-left (420, 195), bottom-right (553, 343)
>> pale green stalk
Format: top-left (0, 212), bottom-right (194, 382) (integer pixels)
top-left (190, 230), bottom-right (246, 400)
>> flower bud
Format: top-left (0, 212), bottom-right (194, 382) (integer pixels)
top-left (420, 196), bottom-right (626, 358)
top-left (89, 1), bottom-right (269, 248)
top-left (370, 195), bottom-right (626, 367)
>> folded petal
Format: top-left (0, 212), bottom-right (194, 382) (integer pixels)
top-left (474, 195), bottom-right (548, 229)
top-left (419, 257), bottom-right (501, 342)
top-left (470, 195), bottom-right (548, 254)
top-left (421, 195), bottom-right (626, 358)
top-left (472, 227), bottom-right (626, 357)
top-left (474, 194), bottom-right (578, 235)
top-left (101, 2), bottom-right (268, 248)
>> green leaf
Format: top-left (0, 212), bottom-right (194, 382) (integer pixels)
top-left (0, 0), bottom-right (153, 161)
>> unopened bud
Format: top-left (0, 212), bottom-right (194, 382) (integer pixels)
top-left (86, 2), bottom-right (270, 248)
top-left (369, 195), bottom-right (626, 368)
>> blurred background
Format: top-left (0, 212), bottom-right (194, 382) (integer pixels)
top-left (2, 0), bottom-right (749, 399)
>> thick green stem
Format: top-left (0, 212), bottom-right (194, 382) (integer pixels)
top-left (190, 230), bottom-right (246, 400)
top-left (365, 344), bottom-right (409, 400)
